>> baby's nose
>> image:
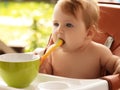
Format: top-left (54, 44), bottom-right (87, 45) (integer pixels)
top-left (57, 26), bottom-right (64, 33)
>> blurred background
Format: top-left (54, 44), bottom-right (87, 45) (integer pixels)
top-left (0, 0), bottom-right (119, 54)
top-left (0, 0), bottom-right (58, 53)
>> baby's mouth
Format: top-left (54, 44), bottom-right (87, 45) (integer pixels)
top-left (59, 38), bottom-right (65, 46)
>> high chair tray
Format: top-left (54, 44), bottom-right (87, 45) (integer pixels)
top-left (0, 73), bottom-right (108, 90)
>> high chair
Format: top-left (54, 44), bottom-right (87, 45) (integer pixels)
top-left (35, 2), bottom-right (120, 90)
top-left (94, 3), bottom-right (120, 90)
top-left (0, 40), bottom-right (16, 54)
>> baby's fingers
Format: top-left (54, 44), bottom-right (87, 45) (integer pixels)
top-left (33, 48), bottom-right (45, 56)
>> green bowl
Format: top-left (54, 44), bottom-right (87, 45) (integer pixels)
top-left (0, 53), bottom-right (40, 88)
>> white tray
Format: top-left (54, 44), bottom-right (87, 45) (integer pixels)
top-left (0, 73), bottom-right (108, 90)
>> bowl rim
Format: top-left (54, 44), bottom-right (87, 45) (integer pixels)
top-left (0, 53), bottom-right (40, 63)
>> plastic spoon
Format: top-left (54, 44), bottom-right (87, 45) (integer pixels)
top-left (40, 39), bottom-right (63, 65)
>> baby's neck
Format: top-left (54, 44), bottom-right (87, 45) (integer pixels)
top-left (63, 40), bottom-right (93, 54)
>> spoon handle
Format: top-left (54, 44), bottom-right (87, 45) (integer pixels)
top-left (40, 39), bottom-right (63, 65)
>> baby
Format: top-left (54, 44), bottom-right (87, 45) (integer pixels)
top-left (39, 0), bottom-right (120, 79)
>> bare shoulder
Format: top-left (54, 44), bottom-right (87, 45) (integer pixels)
top-left (92, 41), bottom-right (112, 53)
top-left (92, 41), bottom-right (118, 62)
top-left (91, 41), bottom-right (113, 60)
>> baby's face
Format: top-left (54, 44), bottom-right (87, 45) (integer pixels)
top-left (52, 6), bottom-right (90, 52)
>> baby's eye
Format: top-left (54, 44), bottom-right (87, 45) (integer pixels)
top-left (53, 23), bottom-right (59, 27)
top-left (66, 23), bottom-right (73, 28)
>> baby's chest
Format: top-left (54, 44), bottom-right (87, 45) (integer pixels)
top-left (52, 55), bottom-right (101, 78)
top-left (53, 52), bottom-right (99, 66)
top-left (53, 58), bottom-right (99, 71)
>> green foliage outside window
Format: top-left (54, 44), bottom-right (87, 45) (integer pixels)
top-left (0, 1), bottom-right (54, 52)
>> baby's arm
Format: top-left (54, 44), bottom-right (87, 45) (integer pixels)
top-left (106, 55), bottom-right (120, 74)
top-left (112, 56), bottom-right (120, 74)
top-left (33, 47), bottom-right (53, 74)
top-left (39, 57), bottom-right (53, 74)
top-left (100, 46), bottom-right (120, 74)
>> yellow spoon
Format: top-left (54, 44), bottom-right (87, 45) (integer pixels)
top-left (40, 39), bottom-right (63, 65)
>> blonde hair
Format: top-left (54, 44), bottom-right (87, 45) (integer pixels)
top-left (55, 0), bottom-right (99, 29)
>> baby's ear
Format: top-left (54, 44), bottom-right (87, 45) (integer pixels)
top-left (86, 25), bottom-right (96, 39)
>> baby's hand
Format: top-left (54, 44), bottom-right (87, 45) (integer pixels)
top-left (33, 48), bottom-right (45, 56)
